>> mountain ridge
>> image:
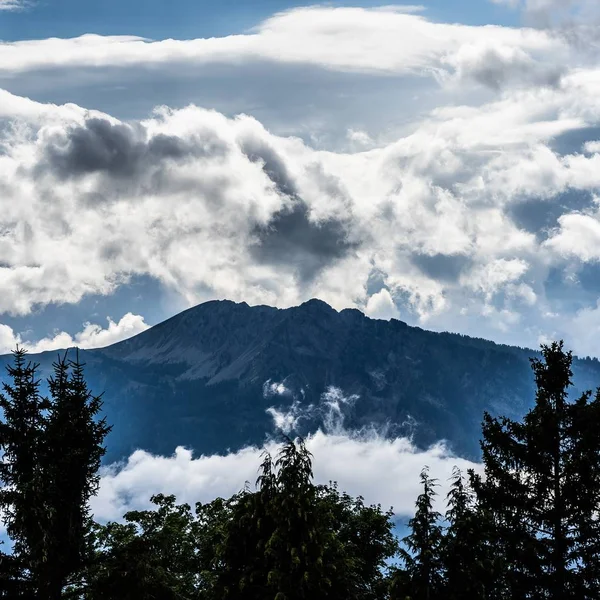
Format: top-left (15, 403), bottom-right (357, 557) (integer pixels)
top-left (3, 298), bottom-right (600, 464)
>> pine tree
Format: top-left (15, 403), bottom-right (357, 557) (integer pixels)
top-left (442, 467), bottom-right (495, 600)
top-left (399, 467), bottom-right (444, 600)
top-left (473, 341), bottom-right (600, 599)
top-left (38, 351), bottom-right (111, 599)
top-left (0, 348), bottom-right (49, 596)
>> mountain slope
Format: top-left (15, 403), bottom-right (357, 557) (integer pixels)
top-left (4, 299), bottom-right (600, 463)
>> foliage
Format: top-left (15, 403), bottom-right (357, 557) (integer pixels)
top-left (0, 349), bottom-right (110, 599)
top-left (84, 494), bottom-right (199, 599)
top-left (202, 437), bottom-right (399, 600)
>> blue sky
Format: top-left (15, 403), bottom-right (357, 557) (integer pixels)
top-left (1, 0), bottom-right (600, 357)
top-left (1, 0), bottom-right (517, 41)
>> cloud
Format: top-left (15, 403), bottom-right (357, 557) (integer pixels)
top-left (2, 41), bottom-right (600, 349)
top-left (566, 300), bottom-right (600, 357)
top-left (92, 386), bottom-right (478, 521)
top-left (492, 0), bottom-right (599, 20)
top-left (544, 200), bottom-right (600, 262)
top-left (0, 7), bottom-right (566, 91)
top-left (584, 140), bottom-right (600, 153)
top-left (39, 117), bottom-right (228, 181)
top-left (0, 0), bottom-right (29, 11)
top-left (441, 40), bottom-right (564, 89)
top-left (365, 289), bottom-right (401, 321)
top-left (0, 313), bottom-right (149, 354)
top-left (92, 434), bottom-right (480, 522)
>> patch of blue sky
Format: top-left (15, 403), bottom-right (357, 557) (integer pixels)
top-left (1, 0), bottom-right (519, 43)
top-left (0, 275), bottom-right (175, 344)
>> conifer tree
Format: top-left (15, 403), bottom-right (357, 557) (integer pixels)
top-left (473, 341), bottom-right (600, 599)
top-left (399, 467), bottom-right (444, 600)
top-left (266, 437), bottom-right (329, 600)
top-left (0, 348), bottom-right (49, 596)
top-left (213, 437), bottom-right (330, 600)
top-left (442, 467), bottom-right (495, 600)
top-left (210, 452), bottom-right (277, 600)
top-left (38, 351), bottom-right (111, 599)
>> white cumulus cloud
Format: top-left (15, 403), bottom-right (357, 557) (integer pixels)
top-left (92, 432), bottom-right (481, 523)
top-left (365, 289), bottom-right (401, 321)
top-left (0, 313), bottom-right (149, 354)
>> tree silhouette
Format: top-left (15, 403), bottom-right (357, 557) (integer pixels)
top-left (473, 341), bottom-right (600, 599)
top-left (0, 348), bottom-right (49, 597)
top-left (399, 467), bottom-right (444, 600)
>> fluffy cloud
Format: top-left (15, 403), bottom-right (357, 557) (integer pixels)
top-left (92, 431), bottom-right (480, 522)
top-left (1, 76), bottom-right (600, 348)
top-left (0, 313), bottom-right (149, 354)
top-left (365, 289), bottom-right (401, 321)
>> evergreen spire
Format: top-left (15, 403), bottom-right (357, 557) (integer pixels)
top-left (0, 347), bottom-right (49, 596)
top-left (400, 467), bottom-right (444, 600)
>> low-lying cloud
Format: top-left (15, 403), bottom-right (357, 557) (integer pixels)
top-left (93, 386), bottom-right (480, 522)
top-left (92, 434), bottom-right (479, 523)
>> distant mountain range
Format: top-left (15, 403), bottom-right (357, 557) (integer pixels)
top-left (4, 299), bottom-right (600, 463)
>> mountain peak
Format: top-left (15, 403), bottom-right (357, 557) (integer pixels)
top-left (297, 298), bottom-right (336, 312)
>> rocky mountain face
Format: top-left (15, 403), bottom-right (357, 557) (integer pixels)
top-left (4, 299), bottom-right (600, 463)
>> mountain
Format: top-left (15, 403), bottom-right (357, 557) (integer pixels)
top-left (4, 299), bottom-right (600, 463)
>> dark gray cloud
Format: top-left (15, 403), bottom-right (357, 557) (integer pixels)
top-left (39, 117), bottom-right (227, 180)
top-left (411, 252), bottom-right (472, 283)
top-left (508, 189), bottom-right (594, 237)
top-left (250, 200), bottom-right (358, 283)
top-left (239, 135), bottom-right (297, 197)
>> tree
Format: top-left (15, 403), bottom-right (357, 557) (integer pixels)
top-left (38, 351), bottom-right (112, 599)
top-left (0, 348), bottom-right (49, 597)
top-left (200, 437), bottom-right (398, 600)
top-left (0, 348), bottom-right (111, 598)
top-left (211, 438), bottom-right (330, 600)
top-left (473, 341), bottom-right (600, 599)
top-left (85, 494), bottom-right (199, 600)
top-left (399, 467), bottom-right (444, 600)
top-left (441, 467), bottom-right (495, 600)
top-left (314, 482), bottom-right (398, 600)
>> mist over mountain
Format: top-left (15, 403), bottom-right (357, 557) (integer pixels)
top-left (6, 299), bottom-right (600, 464)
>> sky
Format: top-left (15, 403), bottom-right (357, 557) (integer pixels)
top-left (2, 0), bottom-right (600, 533)
top-left (2, 0), bottom-right (600, 359)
